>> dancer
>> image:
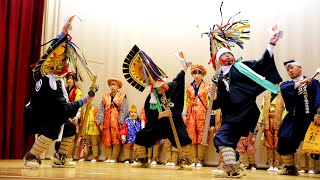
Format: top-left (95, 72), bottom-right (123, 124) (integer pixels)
top-left (277, 60), bottom-right (320, 175)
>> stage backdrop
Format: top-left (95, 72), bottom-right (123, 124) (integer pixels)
top-left (41, 0), bottom-right (320, 167)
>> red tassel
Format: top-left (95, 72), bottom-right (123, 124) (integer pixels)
top-left (208, 54), bottom-right (216, 69)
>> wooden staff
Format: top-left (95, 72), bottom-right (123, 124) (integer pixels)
top-left (80, 76), bottom-right (97, 137)
top-left (311, 68), bottom-right (320, 79)
top-left (201, 77), bottom-right (217, 145)
top-left (160, 91), bottom-right (182, 156)
top-left (70, 48), bottom-right (99, 137)
top-left (202, 38), bottom-right (219, 145)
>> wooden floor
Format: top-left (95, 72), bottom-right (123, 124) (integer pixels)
top-left (0, 160), bottom-right (319, 179)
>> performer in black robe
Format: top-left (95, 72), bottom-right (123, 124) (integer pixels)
top-left (211, 33), bottom-right (282, 178)
top-left (277, 60), bottom-right (320, 175)
top-left (23, 23), bottom-right (94, 169)
top-left (134, 65), bottom-right (192, 168)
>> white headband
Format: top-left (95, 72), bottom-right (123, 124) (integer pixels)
top-left (284, 61), bottom-right (301, 69)
top-left (215, 48), bottom-right (233, 63)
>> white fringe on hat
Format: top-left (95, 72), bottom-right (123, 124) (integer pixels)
top-left (215, 48), bottom-right (233, 63)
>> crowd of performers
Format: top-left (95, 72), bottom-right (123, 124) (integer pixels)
top-left (22, 15), bottom-right (320, 179)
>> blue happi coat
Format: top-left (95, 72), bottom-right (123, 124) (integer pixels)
top-left (123, 118), bottom-right (142, 144)
top-left (278, 78), bottom-right (320, 155)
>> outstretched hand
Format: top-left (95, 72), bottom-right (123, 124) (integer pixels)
top-left (182, 62), bottom-right (189, 73)
top-left (270, 32), bottom-right (280, 45)
top-left (62, 16), bottom-right (72, 34)
top-left (62, 23), bottom-right (71, 35)
top-left (86, 95), bottom-right (94, 104)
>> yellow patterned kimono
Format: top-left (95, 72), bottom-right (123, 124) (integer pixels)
top-left (258, 92), bottom-right (286, 149)
top-left (96, 92), bottom-right (129, 146)
top-left (82, 106), bottom-right (100, 135)
top-left (79, 106), bottom-right (100, 159)
top-left (184, 82), bottom-right (209, 144)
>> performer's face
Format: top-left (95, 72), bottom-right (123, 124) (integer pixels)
top-left (192, 70), bottom-right (203, 83)
top-left (67, 75), bottom-right (75, 87)
top-left (129, 111), bottom-right (137, 119)
top-left (219, 53), bottom-right (235, 66)
top-left (286, 65), bottom-right (302, 79)
top-left (109, 81), bottom-right (118, 93)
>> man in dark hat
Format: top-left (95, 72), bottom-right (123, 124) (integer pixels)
top-left (277, 60), bottom-right (320, 175)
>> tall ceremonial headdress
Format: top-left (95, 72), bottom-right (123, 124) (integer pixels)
top-left (203, 1), bottom-right (250, 71)
top-left (32, 16), bottom-right (88, 83)
top-left (201, 2), bottom-right (250, 145)
top-left (31, 15), bottom-right (98, 138)
top-left (122, 45), bottom-right (168, 103)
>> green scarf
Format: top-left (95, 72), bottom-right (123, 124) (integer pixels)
top-left (233, 57), bottom-right (279, 94)
top-left (150, 89), bottom-right (162, 113)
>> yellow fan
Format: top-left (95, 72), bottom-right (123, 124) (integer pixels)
top-left (122, 45), bottom-right (149, 92)
top-left (33, 35), bottom-right (68, 81)
top-left (123, 45), bottom-right (167, 92)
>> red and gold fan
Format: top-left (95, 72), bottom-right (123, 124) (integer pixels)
top-left (122, 45), bottom-right (167, 92)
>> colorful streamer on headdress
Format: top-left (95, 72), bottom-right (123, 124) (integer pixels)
top-left (202, 1), bottom-right (250, 69)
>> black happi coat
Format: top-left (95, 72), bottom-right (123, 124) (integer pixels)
top-left (25, 76), bottom-right (83, 139)
top-left (213, 50), bottom-right (282, 136)
top-left (135, 70), bottom-right (191, 148)
top-left (278, 78), bottom-right (320, 155)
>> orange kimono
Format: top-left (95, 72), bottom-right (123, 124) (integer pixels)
top-left (184, 82), bottom-right (209, 144)
top-left (96, 92), bottom-right (129, 146)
